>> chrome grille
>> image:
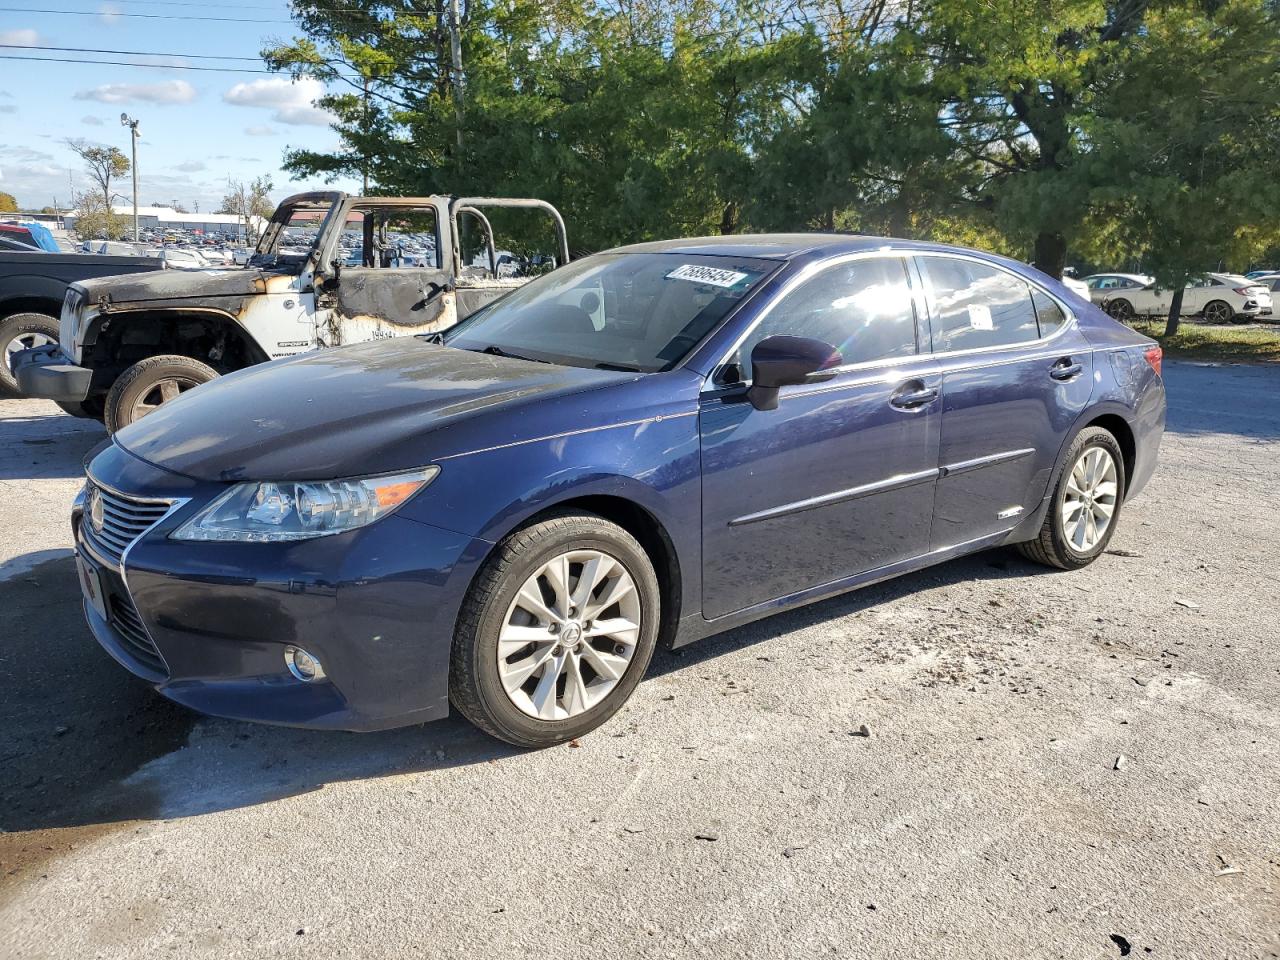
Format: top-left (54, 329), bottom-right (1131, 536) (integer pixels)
top-left (108, 594), bottom-right (165, 672)
top-left (83, 481), bottom-right (173, 564)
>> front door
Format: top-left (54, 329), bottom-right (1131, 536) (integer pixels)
top-left (700, 254), bottom-right (942, 620)
top-left (916, 254), bottom-right (1095, 548)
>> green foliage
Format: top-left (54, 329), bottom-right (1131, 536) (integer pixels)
top-left (267, 0), bottom-right (1280, 279)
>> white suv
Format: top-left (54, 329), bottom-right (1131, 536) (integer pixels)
top-left (1088, 272), bottom-right (1273, 323)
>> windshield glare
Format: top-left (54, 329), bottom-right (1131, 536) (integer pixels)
top-left (445, 252), bottom-right (776, 372)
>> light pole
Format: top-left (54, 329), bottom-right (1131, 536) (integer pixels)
top-left (120, 113), bottom-right (140, 241)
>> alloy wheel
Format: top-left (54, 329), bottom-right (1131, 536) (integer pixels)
top-left (497, 549), bottom-right (641, 721)
top-left (1203, 300), bottom-right (1233, 324)
top-left (1061, 446), bottom-right (1118, 553)
top-left (1106, 299), bottom-right (1134, 322)
top-left (130, 376), bottom-right (201, 420)
top-left (3, 331), bottom-right (54, 374)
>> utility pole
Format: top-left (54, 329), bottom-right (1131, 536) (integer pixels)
top-left (120, 112), bottom-right (140, 241)
top-left (447, 0), bottom-right (464, 150)
top-left (362, 75), bottom-right (370, 192)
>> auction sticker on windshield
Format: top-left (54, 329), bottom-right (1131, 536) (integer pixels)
top-left (666, 264), bottom-right (749, 288)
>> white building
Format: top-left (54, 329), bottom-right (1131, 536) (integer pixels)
top-left (64, 204), bottom-right (266, 240)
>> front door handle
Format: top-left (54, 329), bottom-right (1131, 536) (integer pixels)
top-left (1050, 358), bottom-right (1083, 381)
top-left (890, 384), bottom-right (939, 410)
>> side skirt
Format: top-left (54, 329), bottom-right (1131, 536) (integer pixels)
top-left (672, 528), bottom-right (1017, 649)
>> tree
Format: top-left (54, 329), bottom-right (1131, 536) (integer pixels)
top-left (0, 191), bottom-right (17, 213)
top-left (66, 140), bottom-right (130, 209)
top-left (219, 176), bottom-right (275, 242)
top-left (71, 190), bottom-right (125, 241)
top-left (1086, 0), bottom-right (1280, 333)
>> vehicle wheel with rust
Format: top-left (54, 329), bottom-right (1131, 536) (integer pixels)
top-left (104, 354), bottom-right (219, 433)
top-left (450, 511), bottom-right (661, 748)
top-left (0, 312), bottom-right (58, 395)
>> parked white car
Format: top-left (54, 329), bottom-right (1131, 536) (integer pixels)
top-left (1088, 272), bottom-right (1273, 323)
top-left (158, 247), bottom-right (212, 270)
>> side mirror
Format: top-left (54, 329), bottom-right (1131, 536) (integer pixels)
top-left (746, 335), bottom-right (842, 411)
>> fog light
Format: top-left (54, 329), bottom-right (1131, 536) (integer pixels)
top-left (284, 645), bottom-right (325, 682)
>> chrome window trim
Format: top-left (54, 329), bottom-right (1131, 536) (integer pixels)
top-left (702, 248), bottom-right (1078, 392)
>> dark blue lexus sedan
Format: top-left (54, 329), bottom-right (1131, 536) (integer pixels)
top-left (72, 236), bottom-right (1165, 747)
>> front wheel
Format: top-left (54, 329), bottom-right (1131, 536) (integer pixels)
top-left (0, 312), bottom-right (58, 395)
top-left (104, 354), bottom-right (218, 434)
top-left (450, 512), bottom-right (661, 748)
top-left (1016, 427), bottom-right (1126, 570)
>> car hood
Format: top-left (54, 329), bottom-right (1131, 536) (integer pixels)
top-left (76, 264), bottom-right (294, 306)
top-left (113, 338), bottom-right (635, 482)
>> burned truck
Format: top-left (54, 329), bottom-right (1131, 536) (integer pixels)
top-left (14, 192), bottom-right (568, 432)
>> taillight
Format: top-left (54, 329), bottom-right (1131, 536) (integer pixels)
top-left (1144, 345), bottom-right (1163, 377)
top-left (1233, 286), bottom-right (1261, 296)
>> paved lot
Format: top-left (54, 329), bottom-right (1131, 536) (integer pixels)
top-left (1, 361), bottom-right (1278, 960)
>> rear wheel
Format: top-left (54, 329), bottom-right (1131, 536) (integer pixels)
top-left (104, 354), bottom-right (218, 434)
top-left (450, 512), bottom-right (660, 748)
top-left (1202, 299), bottom-right (1234, 324)
top-left (1104, 298), bottom-right (1135, 322)
top-left (0, 312), bottom-right (58, 395)
top-left (1017, 427), bottom-right (1126, 570)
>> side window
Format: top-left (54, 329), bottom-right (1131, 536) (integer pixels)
top-left (920, 257), bottom-right (1039, 352)
top-left (342, 206), bottom-right (439, 270)
top-left (735, 257), bottom-right (918, 373)
top-left (1031, 289), bottom-right (1068, 337)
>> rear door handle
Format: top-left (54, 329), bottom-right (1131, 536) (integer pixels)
top-left (1050, 359), bottom-right (1083, 381)
top-left (890, 385), bottom-right (939, 410)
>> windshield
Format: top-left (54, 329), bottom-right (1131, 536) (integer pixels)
top-left (250, 197), bottom-right (340, 272)
top-left (444, 252), bottom-right (777, 372)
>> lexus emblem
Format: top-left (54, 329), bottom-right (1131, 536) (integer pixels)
top-left (88, 486), bottom-right (104, 534)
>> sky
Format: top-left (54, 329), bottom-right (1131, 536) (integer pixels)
top-left (0, 0), bottom-right (361, 212)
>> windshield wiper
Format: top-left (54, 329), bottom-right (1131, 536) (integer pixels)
top-left (595, 362), bottom-right (641, 372)
top-left (418, 331), bottom-right (446, 344)
top-left (479, 344), bottom-right (549, 364)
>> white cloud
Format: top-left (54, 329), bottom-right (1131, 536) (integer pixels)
top-left (0, 28), bottom-right (41, 46)
top-left (223, 77), bottom-right (334, 126)
top-left (81, 115), bottom-right (104, 126)
top-left (244, 124), bottom-right (278, 137)
top-left (74, 80), bottom-right (197, 105)
top-left (99, 3), bottom-right (122, 26)
top-left (174, 160), bottom-right (206, 173)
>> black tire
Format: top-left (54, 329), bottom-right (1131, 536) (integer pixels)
top-left (1104, 298), bottom-right (1135, 322)
top-left (1202, 299), bottom-right (1234, 324)
top-left (0, 312), bottom-right (58, 396)
top-left (104, 354), bottom-right (218, 434)
top-left (450, 511), bottom-right (661, 748)
top-left (1016, 426), bottom-right (1126, 571)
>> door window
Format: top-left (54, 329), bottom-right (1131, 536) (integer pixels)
top-left (919, 257), bottom-right (1039, 352)
top-left (734, 257), bottom-right (919, 374)
top-left (341, 206), bottom-right (439, 269)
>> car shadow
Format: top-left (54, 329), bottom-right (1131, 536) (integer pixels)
top-left (0, 547), bottom-right (1055, 841)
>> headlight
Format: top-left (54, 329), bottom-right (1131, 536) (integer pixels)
top-left (172, 467), bottom-right (439, 542)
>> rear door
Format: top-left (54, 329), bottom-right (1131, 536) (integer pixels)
top-left (699, 254), bottom-right (941, 619)
top-left (917, 254), bottom-right (1094, 549)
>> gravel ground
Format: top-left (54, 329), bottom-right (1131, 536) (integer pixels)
top-left (0, 360), bottom-right (1277, 960)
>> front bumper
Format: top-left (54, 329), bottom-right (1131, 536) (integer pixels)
top-left (77, 442), bottom-right (485, 731)
top-left (13, 344), bottom-right (92, 402)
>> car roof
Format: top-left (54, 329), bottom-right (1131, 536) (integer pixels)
top-left (598, 233), bottom-right (1023, 263)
